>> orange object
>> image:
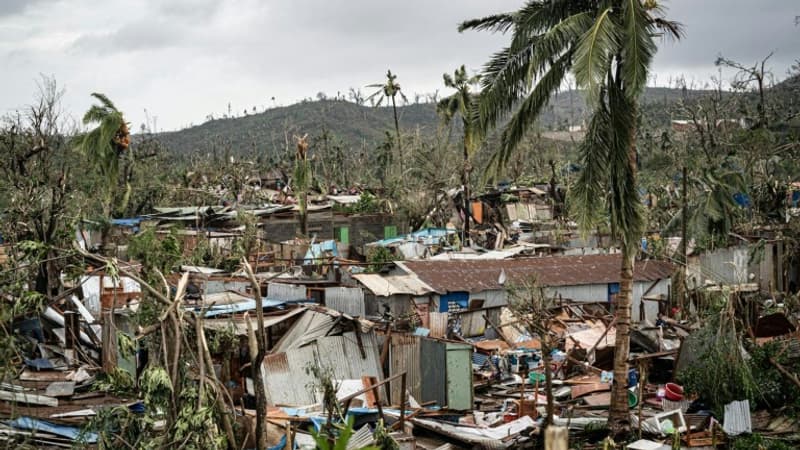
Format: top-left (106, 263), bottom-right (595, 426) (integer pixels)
top-left (471, 201), bottom-right (483, 224)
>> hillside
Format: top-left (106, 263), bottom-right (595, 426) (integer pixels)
top-left (155, 79), bottom-right (798, 158)
top-left (156, 100), bottom-right (441, 159)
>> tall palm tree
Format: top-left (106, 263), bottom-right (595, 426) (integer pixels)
top-left (438, 65), bottom-right (482, 246)
top-left (367, 70), bottom-right (408, 171)
top-left (74, 93), bottom-right (130, 219)
top-left (461, 0), bottom-right (681, 430)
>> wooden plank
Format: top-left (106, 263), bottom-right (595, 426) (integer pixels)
top-left (18, 370), bottom-right (70, 382)
top-left (581, 392), bottom-right (611, 408)
top-left (0, 389), bottom-right (58, 407)
top-left (570, 383), bottom-right (610, 399)
top-left (361, 376), bottom-right (378, 407)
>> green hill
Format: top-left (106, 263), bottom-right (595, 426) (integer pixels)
top-left (155, 78), bottom-right (798, 158)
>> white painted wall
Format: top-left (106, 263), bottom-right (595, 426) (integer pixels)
top-left (447, 278), bottom-right (670, 323)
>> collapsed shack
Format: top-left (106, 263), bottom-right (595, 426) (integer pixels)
top-left (3, 237), bottom-right (800, 449)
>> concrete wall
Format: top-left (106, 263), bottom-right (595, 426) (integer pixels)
top-left (258, 212), bottom-right (399, 247)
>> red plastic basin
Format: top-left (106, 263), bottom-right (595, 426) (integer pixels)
top-left (665, 382), bottom-right (684, 401)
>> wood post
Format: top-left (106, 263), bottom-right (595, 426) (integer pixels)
top-left (63, 310), bottom-right (78, 365)
top-left (399, 372), bottom-right (407, 432)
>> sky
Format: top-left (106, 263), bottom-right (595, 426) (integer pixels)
top-left (1, 0), bottom-right (798, 131)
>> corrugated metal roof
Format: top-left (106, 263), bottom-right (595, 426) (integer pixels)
top-left (352, 274), bottom-right (434, 297)
top-left (203, 306), bottom-right (307, 336)
top-left (402, 255), bottom-right (674, 293)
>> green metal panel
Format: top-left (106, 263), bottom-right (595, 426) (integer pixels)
top-left (384, 225), bottom-right (397, 239)
top-left (445, 343), bottom-right (473, 410)
top-left (338, 227), bottom-right (349, 245)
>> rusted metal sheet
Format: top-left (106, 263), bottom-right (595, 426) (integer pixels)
top-left (403, 255), bottom-right (674, 293)
top-left (324, 287), bottom-right (365, 317)
top-left (262, 347), bottom-right (318, 406)
top-left (428, 312), bottom-right (448, 339)
top-left (389, 334), bottom-right (421, 405)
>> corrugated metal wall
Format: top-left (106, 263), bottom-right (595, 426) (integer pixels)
top-left (263, 331), bottom-right (383, 406)
top-left (263, 346), bottom-right (319, 405)
top-left (546, 284), bottom-right (608, 303)
top-left (324, 287), bottom-right (365, 317)
top-left (687, 246), bottom-right (751, 287)
top-left (420, 338), bottom-right (446, 407)
top-left (429, 312), bottom-right (448, 338)
top-left (267, 283), bottom-right (307, 301)
top-left (388, 334), bottom-right (421, 405)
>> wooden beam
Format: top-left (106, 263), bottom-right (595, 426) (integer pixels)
top-left (0, 390), bottom-right (58, 407)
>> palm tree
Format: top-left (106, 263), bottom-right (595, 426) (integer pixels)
top-left (293, 134), bottom-right (312, 236)
top-left (74, 93), bottom-right (130, 219)
top-left (367, 70), bottom-right (408, 171)
top-left (461, 0), bottom-right (681, 430)
top-left (438, 65), bottom-right (482, 246)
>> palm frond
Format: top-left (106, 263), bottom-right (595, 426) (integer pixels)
top-left (570, 90), bottom-right (612, 236)
top-left (458, 13), bottom-right (516, 33)
top-left (605, 80), bottom-right (643, 255)
top-left (652, 18), bottom-right (684, 42)
top-left (619, 0), bottom-right (657, 100)
top-left (488, 52), bottom-right (571, 177)
top-left (515, 0), bottom-right (593, 36)
top-left (478, 12), bottom-right (591, 134)
top-left (90, 92), bottom-right (117, 111)
top-left (573, 7), bottom-right (621, 104)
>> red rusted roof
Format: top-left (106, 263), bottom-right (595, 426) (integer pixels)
top-left (401, 254), bottom-right (674, 293)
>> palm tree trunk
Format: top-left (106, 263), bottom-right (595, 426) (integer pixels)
top-left (609, 248), bottom-right (634, 430)
top-left (391, 96), bottom-right (402, 174)
top-left (609, 108), bottom-right (639, 430)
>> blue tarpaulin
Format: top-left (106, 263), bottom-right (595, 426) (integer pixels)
top-left (5, 417), bottom-right (98, 443)
top-left (193, 298), bottom-right (310, 317)
top-left (304, 240), bottom-right (339, 264)
top-left (370, 227), bottom-right (455, 247)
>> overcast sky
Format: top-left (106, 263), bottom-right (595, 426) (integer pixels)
top-left (2, 0), bottom-right (798, 131)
